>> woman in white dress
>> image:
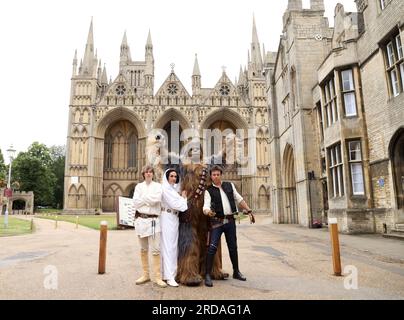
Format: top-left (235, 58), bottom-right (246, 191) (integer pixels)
top-left (160, 168), bottom-right (188, 287)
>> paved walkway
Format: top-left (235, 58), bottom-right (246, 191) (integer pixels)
top-left (1, 215), bottom-right (404, 300)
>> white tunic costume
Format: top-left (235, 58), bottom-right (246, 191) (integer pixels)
top-left (160, 169), bottom-right (188, 281)
top-left (132, 180), bottom-right (162, 238)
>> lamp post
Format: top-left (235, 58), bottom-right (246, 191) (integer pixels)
top-left (4, 145), bottom-right (16, 228)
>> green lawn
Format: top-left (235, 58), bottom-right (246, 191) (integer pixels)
top-left (0, 216), bottom-right (34, 237)
top-left (36, 214), bottom-right (117, 230)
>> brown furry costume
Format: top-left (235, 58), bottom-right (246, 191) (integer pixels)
top-left (176, 163), bottom-right (228, 286)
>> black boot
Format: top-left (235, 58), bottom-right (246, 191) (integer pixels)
top-left (204, 254), bottom-right (214, 287)
top-left (229, 250), bottom-right (246, 281)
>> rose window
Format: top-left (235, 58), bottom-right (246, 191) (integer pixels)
top-left (220, 85), bottom-right (230, 96)
top-left (167, 83), bottom-right (178, 95)
top-left (116, 85), bottom-right (126, 96)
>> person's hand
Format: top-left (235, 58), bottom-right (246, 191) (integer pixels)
top-left (244, 209), bottom-right (255, 224)
top-left (181, 190), bottom-right (188, 198)
top-left (204, 210), bottom-right (216, 217)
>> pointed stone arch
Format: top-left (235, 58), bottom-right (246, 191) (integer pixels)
top-left (200, 108), bottom-right (249, 133)
top-left (125, 183), bottom-right (137, 199)
top-left (77, 185), bottom-right (87, 209)
top-left (94, 107), bottom-right (146, 139)
top-left (282, 144), bottom-right (298, 224)
top-left (73, 109), bottom-right (81, 123)
top-left (67, 185), bottom-right (78, 208)
top-left (82, 108), bottom-right (90, 124)
top-left (153, 108), bottom-right (192, 131)
top-left (389, 127), bottom-right (404, 209)
top-left (153, 108), bottom-right (192, 156)
top-left (258, 185), bottom-right (269, 210)
top-left (103, 183), bottom-right (124, 212)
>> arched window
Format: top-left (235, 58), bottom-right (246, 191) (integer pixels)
top-left (128, 133), bottom-right (137, 168)
top-left (104, 134), bottom-right (113, 169)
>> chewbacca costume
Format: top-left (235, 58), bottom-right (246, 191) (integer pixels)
top-left (175, 163), bottom-right (228, 286)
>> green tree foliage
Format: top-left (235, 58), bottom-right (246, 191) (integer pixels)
top-left (0, 148), bottom-right (7, 181)
top-left (12, 143), bottom-right (56, 207)
top-left (49, 145), bottom-right (65, 209)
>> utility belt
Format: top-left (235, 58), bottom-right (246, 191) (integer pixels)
top-left (161, 207), bottom-right (179, 216)
top-left (135, 212), bottom-right (159, 219)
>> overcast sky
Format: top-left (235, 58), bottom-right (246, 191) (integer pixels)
top-left (0, 0), bottom-right (357, 162)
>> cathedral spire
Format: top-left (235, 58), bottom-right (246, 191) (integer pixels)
top-left (146, 29), bottom-right (153, 47)
top-left (144, 29), bottom-right (154, 96)
top-left (193, 53), bottom-right (201, 76)
top-left (238, 65), bottom-right (246, 86)
top-left (97, 59), bottom-right (102, 82)
top-left (250, 14), bottom-right (263, 75)
top-left (120, 30), bottom-right (132, 66)
top-left (101, 64), bottom-right (108, 85)
top-left (252, 14), bottom-right (259, 46)
top-left (81, 18), bottom-right (96, 76)
top-left (192, 54), bottom-right (201, 96)
top-left (72, 50), bottom-right (78, 76)
top-left (145, 29), bottom-right (153, 60)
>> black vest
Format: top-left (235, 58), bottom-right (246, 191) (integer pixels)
top-left (207, 182), bottom-right (238, 218)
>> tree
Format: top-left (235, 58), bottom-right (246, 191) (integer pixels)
top-left (27, 142), bottom-right (53, 168)
top-left (0, 148), bottom-right (6, 181)
top-left (12, 143), bottom-right (57, 207)
top-left (49, 145), bottom-right (65, 209)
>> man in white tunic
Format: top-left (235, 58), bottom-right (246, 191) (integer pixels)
top-left (161, 169), bottom-right (188, 287)
top-left (133, 165), bottom-right (166, 288)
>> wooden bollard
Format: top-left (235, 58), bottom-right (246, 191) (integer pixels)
top-left (30, 219), bottom-right (34, 231)
top-left (76, 216), bottom-right (79, 229)
top-left (55, 215), bottom-right (58, 229)
top-left (98, 221), bottom-right (108, 274)
top-left (329, 218), bottom-right (342, 276)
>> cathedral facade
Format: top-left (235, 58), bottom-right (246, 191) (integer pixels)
top-left (64, 19), bottom-right (271, 214)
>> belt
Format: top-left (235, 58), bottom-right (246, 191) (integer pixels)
top-left (135, 212), bottom-right (159, 219)
top-left (161, 207), bottom-right (179, 215)
top-left (211, 215), bottom-right (235, 223)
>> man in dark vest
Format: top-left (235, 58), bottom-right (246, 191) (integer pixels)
top-left (203, 165), bottom-right (254, 287)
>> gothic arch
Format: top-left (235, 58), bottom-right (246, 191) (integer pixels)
top-left (125, 183), bottom-right (137, 198)
top-left (82, 108), bottom-right (90, 123)
top-left (389, 127), bottom-right (404, 209)
top-left (200, 108), bottom-right (249, 133)
top-left (103, 183), bottom-right (124, 212)
top-left (73, 109), bottom-right (81, 123)
top-left (258, 185), bottom-right (269, 210)
top-left (94, 107), bottom-right (146, 139)
top-left (67, 185), bottom-right (78, 208)
top-left (153, 108), bottom-right (192, 131)
top-left (104, 120), bottom-right (138, 170)
top-left (77, 185), bottom-right (87, 209)
top-left (282, 144), bottom-right (298, 224)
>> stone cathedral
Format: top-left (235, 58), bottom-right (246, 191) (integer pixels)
top-left (64, 19), bottom-right (271, 214)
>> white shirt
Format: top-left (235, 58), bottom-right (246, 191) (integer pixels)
top-left (132, 180), bottom-right (162, 216)
top-left (203, 182), bottom-right (244, 216)
top-left (132, 180), bottom-right (162, 238)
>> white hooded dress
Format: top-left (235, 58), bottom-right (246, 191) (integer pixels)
top-left (160, 169), bottom-right (188, 281)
